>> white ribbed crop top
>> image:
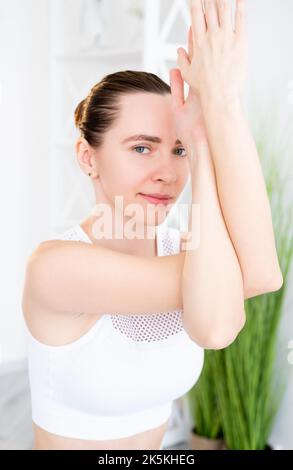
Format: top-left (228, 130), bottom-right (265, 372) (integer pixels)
top-left (25, 223), bottom-right (205, 441)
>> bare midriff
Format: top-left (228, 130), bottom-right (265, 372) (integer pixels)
top-left (32, 419), bottom-right (168, 450)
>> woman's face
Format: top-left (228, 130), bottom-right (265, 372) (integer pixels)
top-left (91, 92), bottom-right (190, 229)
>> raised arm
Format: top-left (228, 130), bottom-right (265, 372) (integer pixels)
top-left (22, 218), bottom-right (282, 351)
top-left (22, 239), bottom-right (185, 317)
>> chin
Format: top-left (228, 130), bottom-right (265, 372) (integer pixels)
top-left (132, 210), bottom-right (169, 228)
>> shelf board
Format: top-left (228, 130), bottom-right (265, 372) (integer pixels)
top-left (53, 47), bottom-right (143, 62)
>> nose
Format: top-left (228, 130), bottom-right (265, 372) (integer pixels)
top-left (151, 154), bottom-right (177, 184)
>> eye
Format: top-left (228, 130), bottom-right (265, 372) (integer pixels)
top-left (174, 147), bottom-right (187, 157)
top-left (132, 145), bottom-right (151, 154)
top-left (132, 145), bottom-right (187, 157)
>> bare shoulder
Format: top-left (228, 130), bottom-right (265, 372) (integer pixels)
top-left (23, 239), bottom-right (103, 346)
top-left (22, 279), bottom-right (101, 347)
top-left (22, 255), bottom-right (101, 346)
top-left (37, 239), bottom-right (84, 250)
top-left (38, 240), bottom-right (61, 250)
top-left (26, 239), bottom-right (86, 270)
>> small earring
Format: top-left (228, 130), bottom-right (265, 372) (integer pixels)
top-left (88, 172), bottom-right (92, 177)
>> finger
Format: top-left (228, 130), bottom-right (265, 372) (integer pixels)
top-left (217, 0), bottom-right (233, 31)
top-left (235, 0), bottom-right (246, 36)
top-left (177, 47), bottom-right (192, 91)
top-left (188, 25), bottom-right (194, 61)
top-left (169, 68), bottom-right (185, 108)
top-left (177, 47), bottom-right (191, 82)
top-left (177, 46), bottom-right (191, 68)
top-left (189, 0), bottom-right (207, 46)
top-left (203, 0), bottom-right (220, 31)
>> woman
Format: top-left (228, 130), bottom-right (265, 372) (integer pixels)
top-left (22, 0), bottom-right (283, 450)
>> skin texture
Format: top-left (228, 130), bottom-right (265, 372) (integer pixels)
top-left (33, 420), bottom-right (170, 450)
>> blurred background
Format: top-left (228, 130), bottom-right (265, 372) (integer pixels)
top-left (0, 0), bottom-right (292, 450)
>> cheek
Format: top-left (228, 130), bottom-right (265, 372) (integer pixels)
top-left (176, 162), bottom-right (190, 186)
top-left (106, 164), bottom-right (143, 199)
top-left (116, 161), bottom-right (149, 188)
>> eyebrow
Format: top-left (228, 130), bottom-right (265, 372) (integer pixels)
top-left (121, 134), bottom-right (183, 146)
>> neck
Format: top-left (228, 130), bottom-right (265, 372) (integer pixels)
top-left (80, 216), bottom-right (158, 257)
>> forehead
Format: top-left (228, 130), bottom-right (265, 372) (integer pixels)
top-left (114, 92), bottom-right (174, 134)
top-left (119, 91), bottom-right (171, 114)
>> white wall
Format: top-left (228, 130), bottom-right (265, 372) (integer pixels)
top-left (0, 0), bottom-right (50, 362)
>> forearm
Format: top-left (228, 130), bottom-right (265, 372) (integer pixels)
top-left (200, 95), bottom-right (283, 290)
top-left (181, 140), bottom-right (246, 350)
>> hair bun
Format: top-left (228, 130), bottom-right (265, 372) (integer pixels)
top-left (74, 98), bottom-right (87, 129)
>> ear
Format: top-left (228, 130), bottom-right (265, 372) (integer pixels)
top-left (76, 137), bottom-right (98, 177)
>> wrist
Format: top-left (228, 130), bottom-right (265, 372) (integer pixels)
top-left (199, 90), bottom-right (244, 115)
top-left (184, 139), bottom-right (211, 175)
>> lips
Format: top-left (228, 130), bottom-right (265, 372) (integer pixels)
top-left (140, 193), bottom-right (172, 199)
top-left (139, 193), bottom-right (173, 205)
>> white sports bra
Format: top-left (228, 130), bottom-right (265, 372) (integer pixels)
top-left (25, 223), bottom-right (205, 441)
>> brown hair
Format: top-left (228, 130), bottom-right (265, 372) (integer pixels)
top-left (74, 70), bottom-right (171, 148)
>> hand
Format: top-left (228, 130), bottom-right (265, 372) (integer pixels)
top-left (169, 26), bottom-right (210, 153)
top-left (176, 0), bottom-right (248, 106)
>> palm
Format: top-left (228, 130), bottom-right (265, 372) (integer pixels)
top-left (170, 26), bottom-right (209, 146)
top-left (170, 68), bottom-right (208, 146)
top-left (182, 86), bottom-right (207, 142)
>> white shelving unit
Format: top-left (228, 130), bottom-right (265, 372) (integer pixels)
top-left (53, 47), bottom-right (143, 62)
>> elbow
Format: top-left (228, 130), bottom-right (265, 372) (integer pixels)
top-left (269, 270), bottom-right (284, 292)
top-left (258, 265), bottom-right (284, 293)
top-left (259, 269), bottom-right (284, 295)
top-left (206, 324), bottom-right (244, 350)
top-left (243, 267), bottom-right (284, 299)
top-left (207, 316), bottom-right (246, 350)
top-left (188, 313), bottom-right (247, 350)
